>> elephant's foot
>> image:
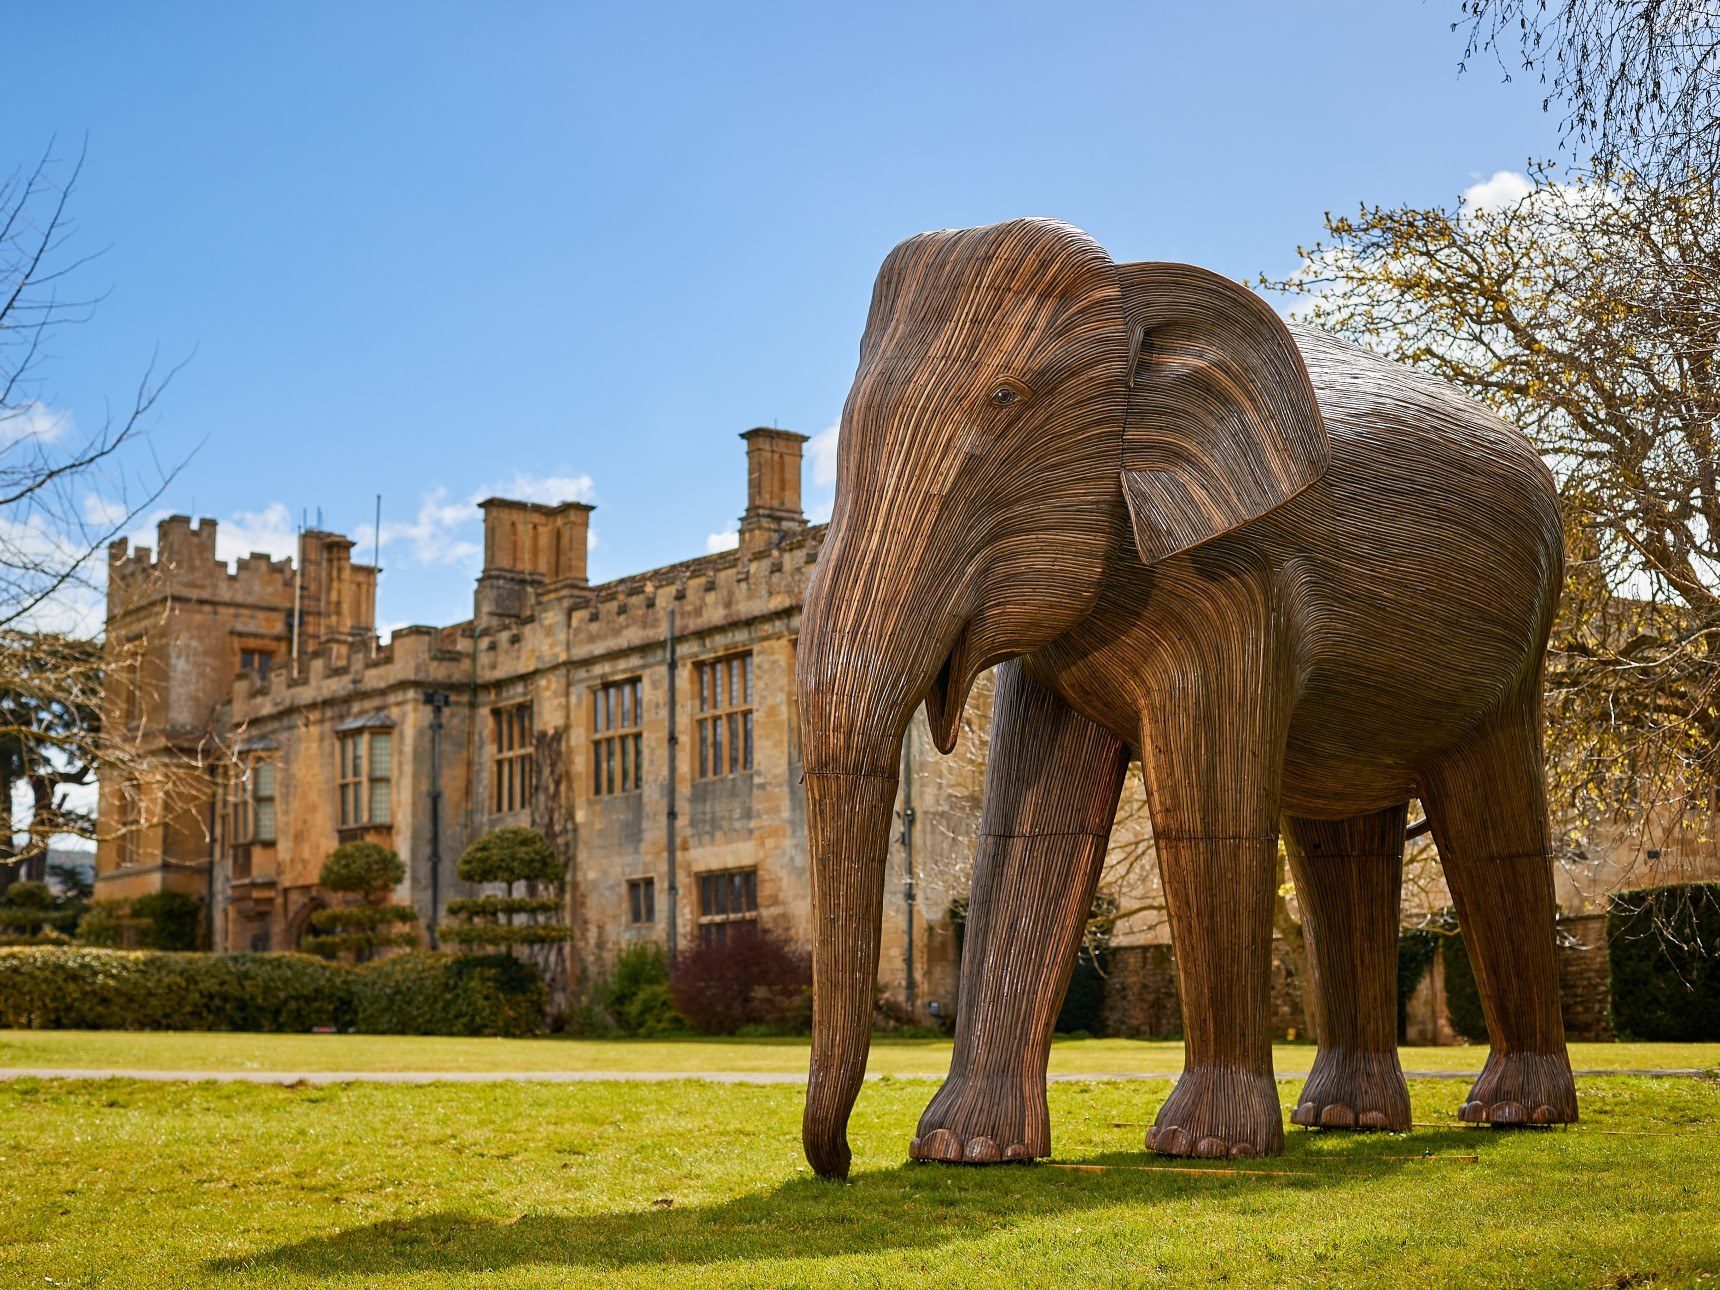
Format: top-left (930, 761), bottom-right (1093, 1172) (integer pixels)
top-left (1458, 1050), bottom-right (1578, 1126)
top-left (1289, 1047), bottom-right (1411, 1132)
top-left (1148, 1066), bottom-right (1284, 1159)
top-left (909, 1075), bottom-right (1042, 1165)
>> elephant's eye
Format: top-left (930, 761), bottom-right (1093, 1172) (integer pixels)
top-left (990, 387), bottom-right (1017, 406)
top-left (988, 378), bottom-right (1032, 409)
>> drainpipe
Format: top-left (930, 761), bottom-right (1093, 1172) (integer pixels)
top-left (205, 764), bottom-right (219, 952)
top-left (900, 722), bottom-right (917, 1021)
top-left (423, 690), bottom-right (450, 949)
top-left (665, 608), bottom-right (679, 960)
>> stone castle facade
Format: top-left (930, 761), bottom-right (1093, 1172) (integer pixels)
top-left (94, 425), bottom-right (1718, 1028)
top-left (94, 430), bottom-right (979, 1012)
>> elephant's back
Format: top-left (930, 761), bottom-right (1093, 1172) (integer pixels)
top-left (1267, 325), bottom-right (1564, 815)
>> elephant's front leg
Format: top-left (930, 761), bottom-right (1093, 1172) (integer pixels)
top-left (910, 661), bottom-right (1128, 1165)
top-left (1141, 615), bottom-right (1291, 1159)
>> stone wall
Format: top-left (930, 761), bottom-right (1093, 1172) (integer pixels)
top-left (1096, 918), bottom-right (1616, 1044)
top-left (1557, 912), bottom-right (1614, 1041)
top-left (1097, 944), bottom-right (1181, 1039)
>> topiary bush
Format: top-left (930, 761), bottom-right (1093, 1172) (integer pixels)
top-left (1607, 882), bottom-right (1720, 1041)
top-left (305, 842), bottom-right (416, 961)
top-left (351, 951), bottom-right (545, 1036)
top-left (0, 947), bottom-right (353, 1031)
top-left (319, 841), bottom-right (406, 893)
top-left (442, 826), bottom-right (572, 952)
top-left (0, 880), bottom-right (80, 943)
top-left (455, 826), bottom-right (560, 886)
top-left (670, 927), bottom-right (810, 1035)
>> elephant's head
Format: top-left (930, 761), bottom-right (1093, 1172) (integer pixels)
top-left (797, 217), bottom-right (1328, 1178)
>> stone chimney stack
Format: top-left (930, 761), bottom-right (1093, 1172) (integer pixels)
top-left (476, 496), bottom-right (595, 621)
top-left (738, 427), bottom-right (809, 557)
top-left (545, 501), bottom-right (594, 588)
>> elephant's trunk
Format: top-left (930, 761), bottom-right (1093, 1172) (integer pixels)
top-left (801, 768), bottom-right (897, 1179)
top-left (796, 577), bottom-right (949, 1178)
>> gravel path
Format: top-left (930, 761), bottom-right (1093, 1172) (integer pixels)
top-left (0, 1067), bottom-right (1703, 1086)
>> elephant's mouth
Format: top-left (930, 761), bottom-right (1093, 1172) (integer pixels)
top-left (923, 621), bottom-right (972, 755)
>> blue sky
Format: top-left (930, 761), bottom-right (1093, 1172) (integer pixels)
top-left (10, 1), bottom-right (1561, 633)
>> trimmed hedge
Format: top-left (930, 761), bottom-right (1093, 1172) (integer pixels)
top-left (0, 947), bottom-right (351, 1031)
top-left (1608, 882), bottom-right (1720, 1041)
top-left (352, 952), bottom-right (546, 1037)
top-left (0, 947), bottom-right (546, 1036)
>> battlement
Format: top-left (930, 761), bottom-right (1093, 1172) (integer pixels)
top-left (235, 621), bottom-right (473, 718)
top-left (466, 521), bottom-right (826, 680)
top-left (108, 516), bottom-right (298, 615)
top-left (106, 516), bottom-right (377, 645)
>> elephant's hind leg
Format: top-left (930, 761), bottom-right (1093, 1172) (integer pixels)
top-left (1419, 703), bottom-right (1577, 1127)
top-left (1283, 806), bottom-right (1413, 1132)
top-left (910, 661), bottom-right (1128, 1166)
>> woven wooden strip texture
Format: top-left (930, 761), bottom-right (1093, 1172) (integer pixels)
top-left (797, 218), bottom-right (1574, 1178)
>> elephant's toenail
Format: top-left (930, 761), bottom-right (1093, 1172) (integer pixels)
top-left (1152, 1127), bottom-right (1190, 1156)
top-left (1228, 1142), bottom-right (1256, 1158)
top-left (1459, 1101), bottom-right (1484, 1122)
top-left (1291, 1102), bottom-right (1318, 1126)
top-left (1489, 1101), bottom-right (1527, 1125)
top-left (1194, 1137), bottom-right (1227, 1158)
top-left (1531, 1104), bottom-right (1557, 1124)
top-left (1358, 1111), bottom-right (1390, 1130)
top-left (964, 1136), bottom-right (1000, 1163)
top-left (918, 1128), bottom-right (962, 1161)
top-left (1319, 1103), bottom-right (1356, 1128)
top-left (1003, 1142), bottom-right (1032, 1161)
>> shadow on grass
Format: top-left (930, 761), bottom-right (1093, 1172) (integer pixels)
top-left (211, 1132), bottom-right (1491, 1277)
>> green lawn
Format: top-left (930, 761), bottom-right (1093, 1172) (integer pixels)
top-left (1, 1028), bottom-right (1716, 1077)
top-left (0, 1073), bottom-right (1715, 1286)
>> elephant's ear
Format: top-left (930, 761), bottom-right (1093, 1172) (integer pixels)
top-left (1117, 262), bottom-right (1329, 564)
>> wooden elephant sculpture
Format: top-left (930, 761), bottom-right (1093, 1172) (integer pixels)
top-left (796, 217), bottom-right (1576, 1179)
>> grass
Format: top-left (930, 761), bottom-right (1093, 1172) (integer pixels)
top-left (0, 1028), bottom-right (1716, 1077)
top-left (0, 1072), bottom-right (1715, 1286)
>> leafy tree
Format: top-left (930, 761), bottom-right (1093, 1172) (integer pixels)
top-left (303, 842), bottom-right (416, 962)
top-left (1268, 167), bottom-right (1720, 889)
top-left (441, 826), bottom-right (572, 951)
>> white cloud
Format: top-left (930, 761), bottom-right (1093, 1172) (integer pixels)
top-left (80, 493), bottom-right (130, 529)
top-left (705, 524), bottom-right (739, 553)
top-left (378, 487), bottom-right (483, 567)
top-left (487, 471), bottom-right (596, 507)
top-left (0, 401), bottom-right (74, 447)
top-left (808, 423), bottom-right (840, 487)
top-left (1462, 170), bottom-right (1534, 213)
top-left (369, 470), bottom-right (597, 569)
top-left (216, 502), bottom-right (297, 562)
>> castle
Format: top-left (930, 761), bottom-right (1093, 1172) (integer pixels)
top-left (94, 430), bottom-right (976, 1010)
top-left (94, 426), bottom-right (1712, 1032)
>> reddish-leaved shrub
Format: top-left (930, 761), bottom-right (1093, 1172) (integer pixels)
top-left (670, 927), bottom-right (811, 1034)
